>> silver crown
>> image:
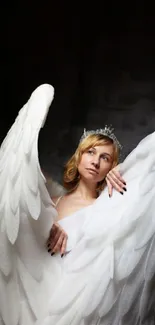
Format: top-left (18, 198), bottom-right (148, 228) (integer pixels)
top-left (79, 125), bottom-right (122, 150)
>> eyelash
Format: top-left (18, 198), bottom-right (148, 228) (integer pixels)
top-left (88, 149), bottom-right (94, 154)
top-left (101, 156), bottom-right (109, 162)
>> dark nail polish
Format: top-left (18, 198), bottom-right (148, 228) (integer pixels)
top-left (123, 182), bottom-right (126, 185)
top-left (61, 254), bottom-right (64, 258)
top-left (109, 194), bottom-right (111, 198)
top-left (47, 243), bottom-right (50, 248)
top-left (51, 252), bottom-right (55, 256)
top-left (123, 187), bottom-right (127, 191)
top-left (48, 248), bottom-right (51, 252)
top-left (120, 191), bottom-right (124, 195)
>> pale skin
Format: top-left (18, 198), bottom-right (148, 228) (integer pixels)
top-left (47, 143), bottom-right (126, 256)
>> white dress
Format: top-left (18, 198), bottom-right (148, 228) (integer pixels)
top-left (0, 84), bottom-right (155, 325)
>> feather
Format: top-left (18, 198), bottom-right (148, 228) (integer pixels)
top-left (5, 203), bottom-right (20, 245)
top-left (0, 230), bottom-right (12, 275)
top-left (0, 84), bottom-right (55, 325)
top-left (144, 234), bottom-right (155, 281)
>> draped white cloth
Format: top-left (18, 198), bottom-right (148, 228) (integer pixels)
top-left (0, 84), bottom-right (154, 325)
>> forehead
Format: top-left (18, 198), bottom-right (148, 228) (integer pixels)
top-left (92, 144), bottom-right (114, 155)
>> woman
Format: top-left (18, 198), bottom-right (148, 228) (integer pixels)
top-left (47, 129), bottom-right (127, 257)
top-left (41, 126), bottom-right (155, 325)
top-left (0, 84), bottom-right (154, 325)
top-left (41, 100), bottom-right (155, 325)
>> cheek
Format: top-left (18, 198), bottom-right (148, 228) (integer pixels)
top-left (99, 162), bottom-right (113, 177)
top-left (78, 157), bottom-right (86, 172)
top-left (79, 155), bottom-right (89, 167)
top-left (78, 154), bottom-right (91, 175)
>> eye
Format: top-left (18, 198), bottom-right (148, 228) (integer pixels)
top-left (101, 155), bottom-right (109, 162)
top-left (88, 149), bottom-right (94, 155)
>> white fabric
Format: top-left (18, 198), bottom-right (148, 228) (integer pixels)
top-left (0, 84), bottom-right (155, 325)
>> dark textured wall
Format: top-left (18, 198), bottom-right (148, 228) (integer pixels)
top-left (4, 3), bottom-right (155, 182)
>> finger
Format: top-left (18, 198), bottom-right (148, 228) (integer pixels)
top-left (52, 233), bottom-right (65, 254)
top-left (49, 223), bottom-right (58, 237)
top-left (46, 235), bottom-right (54, 248)
top-left (48, 228), bottom-right (62, 251)
top-left (47, 226), bottom-right (57, 248)
top-left (110, 169), bottom-right (126, 185)
top-left (47, 240), bottom-right (55, 253)
top-left (60, 236), bottom-right (68, 256)
top-left (107, 172), bottom-right (126, 190)
top-left (46, 224), bottom-right (56, 247)
top-left (106, 178), bottom-right (113, 197)
top-left (47, 224), bottom-right (61, 249)
top-left (106, 176), bottom-right (124, 194)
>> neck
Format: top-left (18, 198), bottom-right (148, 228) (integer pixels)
top-left (73, 178), bottom-right (98, 200)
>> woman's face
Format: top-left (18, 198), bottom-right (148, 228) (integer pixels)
top-left (78, 143), bottom-right (114, 184)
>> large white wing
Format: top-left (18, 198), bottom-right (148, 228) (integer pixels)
top-left (0, 84), bottom-right (60, 325)
top-left (45, 132), bottom-right (155, 325)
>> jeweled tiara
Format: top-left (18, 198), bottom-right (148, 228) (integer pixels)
top-left (79, 125), bottom-right (122, 150)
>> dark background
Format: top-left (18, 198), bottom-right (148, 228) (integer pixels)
top-left (5, 2), bottom-right (155, 182)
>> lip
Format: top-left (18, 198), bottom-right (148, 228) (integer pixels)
top-left (86, 168), bottom-right (98, 175)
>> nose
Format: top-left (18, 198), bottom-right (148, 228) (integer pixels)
top-left (91, 157), bottom-right (100, 169)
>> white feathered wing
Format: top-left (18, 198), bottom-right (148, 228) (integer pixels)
top-left (46, 132), bottom-right (155, 325)
top-left (0, 84), bottom-right (60, 325)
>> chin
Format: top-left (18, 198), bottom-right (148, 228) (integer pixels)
top-left (82, 173), bottom-right (99, 183)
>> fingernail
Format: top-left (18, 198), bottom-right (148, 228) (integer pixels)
top-left (123, 187), bottom-right (127, 191)
top-left (61, 254), bottom-right (64, 258)
top-left (109, 194), bottom-right (111, 198)
top-left (47, 243), bottom-right (50, 248)
top-left (51, 252), bottom-right (55, 256)
top-left (48, 248), bottom-right (51, 252)
top-left (120, 191), bottom-right (124, 195)
top-left (123, 182), bottom-right (126, 185)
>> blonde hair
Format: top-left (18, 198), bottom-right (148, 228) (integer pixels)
top-left (63, 134), bottom-right (120, 193)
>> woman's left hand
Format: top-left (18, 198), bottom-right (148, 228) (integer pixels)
top-left (46, 222), bottom-right (68, 256)
top-left (106, 165), bottom-right (127, 197)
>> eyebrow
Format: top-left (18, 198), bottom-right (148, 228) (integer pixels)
top-left (92, 147), bottom-right (112, 158)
